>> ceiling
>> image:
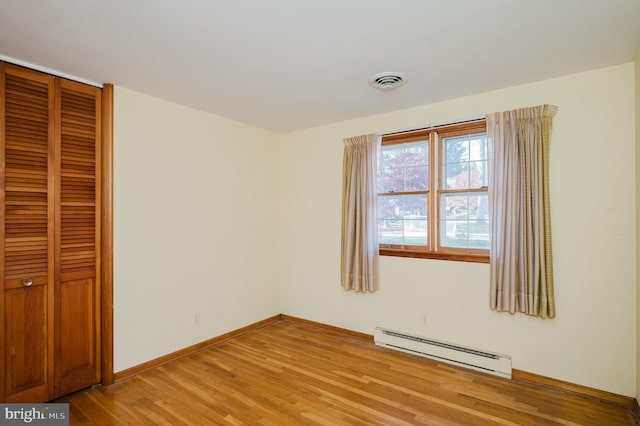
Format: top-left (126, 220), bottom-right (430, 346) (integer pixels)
top-left (1, 1), bottom-right (639, 133)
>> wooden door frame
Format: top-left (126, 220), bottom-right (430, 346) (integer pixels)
top-left (100, 84), bottom-right (114, 385)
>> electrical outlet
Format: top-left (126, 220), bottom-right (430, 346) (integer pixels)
top-left (422, 315), bottom-right (428, 326)
top-left (194, 314), bottom-right (200, 326)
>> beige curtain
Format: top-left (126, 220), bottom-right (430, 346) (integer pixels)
top-left (341, 134), bottom-right (379, 292)
top-left (487, 105), bottom-right (557, 318)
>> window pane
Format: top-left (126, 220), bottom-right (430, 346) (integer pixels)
top-left (444, 163), bottom-right (469, 190)
top-left (378, 194), bottom-right (428, 246)
top-left (401, 193), bottom-right (427, 218)
top-left (379, 140), bottom-right (428, 193)
top-left (469, 160), bottom-right (489, 187)
top-left (443, 194), bottom-right (468, 219)
top-left (403, 220), bottom-right (427, 245)
top-left (381, 144), bottom-right (405, 168)
top-left (443, 133), bottom-right (488, 190)
top-left (380, 195), bottom-right (428, 220)
top-left (445, 137), bottom-right (468, 163)
top-left (401, 194), bottom-right (427, 245)
top-left (378, 195), bottom-right (401, 219)
top-left (405, 165), bottom-right (429, 191)
top-left (378, 219), bottom-right (428, 246)
top-left (379, 219), bottom-right (403, 244)
top-left (470, 135), bottom-right (489, 161)
top-left (440, 192), bottom-right (489, 249)
top-left (380, 168), bottom-right (405, 193)
top-left (403, 142), bottom-right (428, 166)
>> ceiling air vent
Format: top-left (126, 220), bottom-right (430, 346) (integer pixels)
top-left (369, 72), bottom-right (408, 90)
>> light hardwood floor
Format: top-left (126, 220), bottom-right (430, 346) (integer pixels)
top-left (57, 321), bottom-right (637, 425)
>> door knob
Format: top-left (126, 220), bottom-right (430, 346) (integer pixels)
top-left (22, 278), bottom-right (33, 287)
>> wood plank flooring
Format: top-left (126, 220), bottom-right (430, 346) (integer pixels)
top-left (57, 321), bottom-right (637, 425)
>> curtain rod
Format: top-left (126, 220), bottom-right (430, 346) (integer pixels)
top-left (381, 114), bottom-right (486, 136)
top-left (0, 54), bottom-right (104, 88)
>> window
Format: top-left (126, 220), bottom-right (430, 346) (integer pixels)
top-left (377, 120), bottom-right (489, 262)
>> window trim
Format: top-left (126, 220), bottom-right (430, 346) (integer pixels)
top-left (378, 120), bottom-right (489, 263)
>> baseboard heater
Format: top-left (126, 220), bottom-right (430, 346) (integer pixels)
top-left (374, 327), bottom-right (512, 379)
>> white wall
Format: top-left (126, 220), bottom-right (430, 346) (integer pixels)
top-left (113, 88), bottom-right (280, 372)
top-left (279, 63), bottom-right (637, 396)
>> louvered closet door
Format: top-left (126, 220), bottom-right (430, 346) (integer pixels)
top-left (54, 78), bottom-right (101, 397)
top-left (0, 64), bottom-right (55, 402)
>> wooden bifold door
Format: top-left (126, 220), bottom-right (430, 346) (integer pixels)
top-left (0, 63), bottom-right (102, 402)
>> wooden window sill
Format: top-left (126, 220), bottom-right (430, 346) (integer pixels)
top-left (379, 249), bottom-right (489, 264)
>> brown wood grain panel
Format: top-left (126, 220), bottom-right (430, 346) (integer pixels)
top-left (4, 286), bottom-right (47, 393)
top-left (4, 275), bottom-right (48, 290)
top-left (1, 63), bottom-right (55, 402)
top-left (56, 278), bottom-right (97, 396)
top-left (99, 84), bottom-right (113, 386)
top-left (1, 62), bottom-right (8, 403)
top-left (54, 77), bottom-right (101, 398)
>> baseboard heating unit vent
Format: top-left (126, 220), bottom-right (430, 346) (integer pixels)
top-left (374, 327), bottom-right (512, 379)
